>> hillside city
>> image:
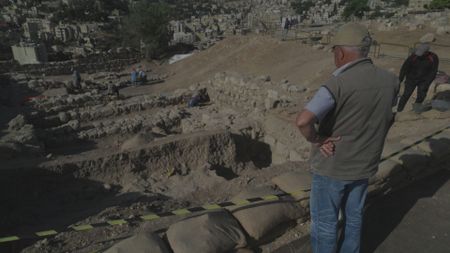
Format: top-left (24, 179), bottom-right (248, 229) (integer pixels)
top-left (0, 0), bottom-right (441, 66)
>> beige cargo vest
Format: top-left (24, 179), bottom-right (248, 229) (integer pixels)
top-left (310, 59), bottom-right (399, 180)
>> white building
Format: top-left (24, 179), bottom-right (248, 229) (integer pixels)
top-left (172, 32), bottom-right (196, 45)
top-left (55, 24), bottom-right (75, 42)
top-left (79, 23), bottom-right (99, 34)
top-left (26, 18), bottom-right (54, 33)
top-left (11, 43), bottom-right (48, 65)
top-left (170, 21), bottom-right (196, 45)
top-left (23, 22), bottom-right (40, 41)
top-left (22, 18), bottom-right (54, 41)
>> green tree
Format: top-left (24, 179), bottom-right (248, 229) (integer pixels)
top-left (388, 0), bottom-right (409, 7)
top-left (343, 0), bottom-right (370, 19)
top-left (292, 0), bottom-right (315, 16)
top-left (122, 0), bottom-right (171, 58)
top-left (53, 0), bottom-right (105, 22)
top-left (53, 0), bottom-right (128, 22)
top-left (429, 0), bottom-right (450, 9)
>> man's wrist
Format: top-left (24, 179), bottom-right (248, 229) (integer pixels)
top-left (309, 134), bottom-right (323, 144)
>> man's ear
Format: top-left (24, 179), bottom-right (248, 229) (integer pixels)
top-left (337, 47), bottom-right (345, 61)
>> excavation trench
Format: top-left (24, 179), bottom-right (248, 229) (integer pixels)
top-left (0, 129), bottom-right (275, 248)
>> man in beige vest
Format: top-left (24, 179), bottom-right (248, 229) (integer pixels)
top-left (296, 23), bottom-right (399, 253)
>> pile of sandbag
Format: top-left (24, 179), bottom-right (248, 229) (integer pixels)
top-left (105, 169), bottom-right (314, 253)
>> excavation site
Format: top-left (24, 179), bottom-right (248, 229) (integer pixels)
top-left (1, 1), bottom-right (450, 252)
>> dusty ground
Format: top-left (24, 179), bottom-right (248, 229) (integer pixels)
top-left (270, 167), bottom-right (450, 253)
top-left (1, 23), bottom-right (450, 253)
top-left (119, 26), bottom-right (450, 98)
top-left (362, 167), bottom-right (450, 253)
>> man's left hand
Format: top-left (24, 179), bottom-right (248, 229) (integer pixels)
top-left (316, 136), bottom-right (341, 157)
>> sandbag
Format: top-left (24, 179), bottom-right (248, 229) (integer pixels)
top-left (233, 249), bottom-right (254, 253)
top-left (271, 171), bottom-right (312, 200)
top-left (369, 159), bottom-right (406, 186)
top-left (166, 209), bottom-right (247, 253)
top-left (417, 132), bottom-right (450, 159)
top-left (391, 149), bottom-right (431, 177)
top-left (104, 231), bottom-right (170, 253)
top-left (230, 186), bottom-right (305, 241)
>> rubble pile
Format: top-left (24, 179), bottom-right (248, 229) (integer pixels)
top-left (373, 10), bottom-right (450, 34)
top-left (16, 57), bottom-right (139, 76)
top-left (207, 72), bottom-right (307, 112)
top-left (0, 114), bottom-right (43, 160)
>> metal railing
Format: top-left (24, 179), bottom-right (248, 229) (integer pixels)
top-left (372, 42), bottom-right (450, 64)
top-left (258, 21), bottom-right (450, 64)
top-left (372, 42), bottom-right (412, 59)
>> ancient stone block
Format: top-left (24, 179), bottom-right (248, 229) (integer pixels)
top-left (264, 135), bottom-right (276, 147)
top-left (289, 150), bottom-right (304, 162)
top-left (42, 87), bottom-right (68, 97)
top-left (58, 112), bottom-right (69, 123)
top-left (267, 90), bottom-right (278, 99)
top-left (8, 114), bottom-right (26, 131)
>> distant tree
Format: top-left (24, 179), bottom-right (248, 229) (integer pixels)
top-left (369, 6), bottom-right (383, 19)
top-left (292, 0), bottom-right (315, 17)
top-left (388, 0), bottom-right (409, 7)
top-left (429, 0), bottom-right (450, 9)
top-left (0, 21), bottom-right (18, 60)
top-left (22, 0), bottom-right (42, 7)
top-left (0, 0), bottom-right (8, 6)
top-left (53, 0), bottom-right (104, 22)
top-left (343, 0), bottom-right (370, 19)
top-left (331, 3), bottom-right (338, 16)
top-left (122, 0), bottom-right (171, 58)
top-left (53, 0), bottom-right (128, 22)
top-left (99, 0), bottom-right (129, 14)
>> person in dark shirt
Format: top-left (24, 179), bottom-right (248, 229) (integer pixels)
top-left (72, 68), bottom-right (81, 89)
top-left (188, 88), bottom-right (210, 107)
top-left (282, 17), bottom-right (291, 41)
top-left (397, 43), bottom-right (439, 112)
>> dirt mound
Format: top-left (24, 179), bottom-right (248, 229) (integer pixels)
top-left (123, 28), bottom-right (450, 99)
top-left (120, 132), bottom-right (155, 151)
top-left (122, 35), bottom-right (335, 97)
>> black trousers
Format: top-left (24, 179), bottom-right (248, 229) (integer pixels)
top-left (397, 80), bottom-right (431, 112)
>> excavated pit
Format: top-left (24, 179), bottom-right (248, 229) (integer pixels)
top-left (1, 72), bottom-right (312, 252)
top-left (1, 128), bottom-right (279, 248)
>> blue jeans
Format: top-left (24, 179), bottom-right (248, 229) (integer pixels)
top-left (310, 174), bottom-right (368, 253)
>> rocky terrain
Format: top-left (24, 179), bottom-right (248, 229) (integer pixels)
top-left (1, 20), bottom-right (450, 253)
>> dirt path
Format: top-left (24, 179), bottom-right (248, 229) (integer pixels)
top-left (271, 167), bottom-right (450, 253)
top-left (362, 168), bottom-right (450, 253)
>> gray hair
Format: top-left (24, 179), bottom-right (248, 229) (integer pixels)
top-left (415, 43), bottom-right (430, 56)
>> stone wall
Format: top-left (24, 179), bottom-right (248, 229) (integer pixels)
top-left (264, 113), bottom-right (310, 164)
top-left (32, 92), bottom-right (191, 146)
top-left (13, 57), bottom-right (139, 76)
top-left (32, 90), bottom-right (188, 122)
top-left (42, 130), bottom-right (237, 187)
top-left (207, 72), bottom-right (306, 112)
top-left (3, 51), bottom-right (140, 75)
